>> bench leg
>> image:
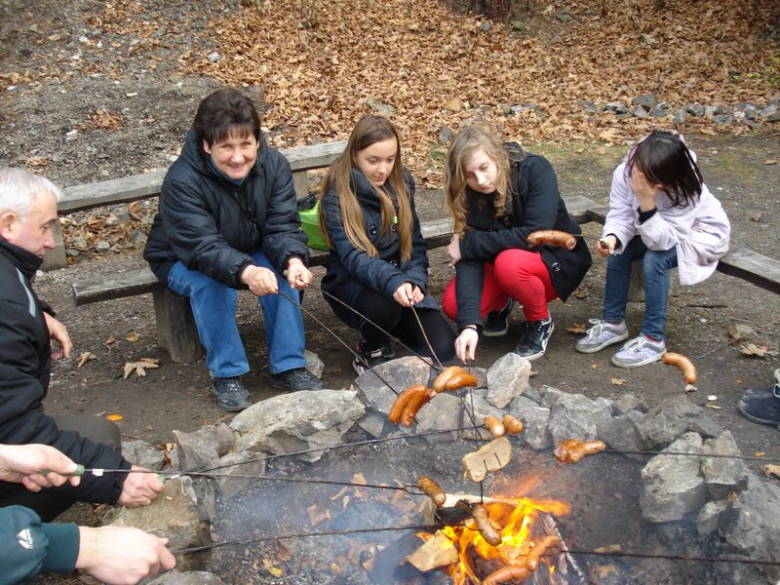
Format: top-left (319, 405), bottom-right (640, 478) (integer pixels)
top-left (627, 262), bottom-right (645, 303)
top-left (152, 287), bottom-right (204, 363)
top-left (41, 221), bottom-right (68, 271)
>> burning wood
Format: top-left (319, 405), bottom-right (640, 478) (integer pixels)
top-left (406, 530), bottom-right (459, 572)
top-left (462, 437), bottom-right (512, 482)
top-left (414, 490), bottom-right (573, 584)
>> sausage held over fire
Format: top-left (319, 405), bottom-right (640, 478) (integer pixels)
top-left (527, 230), bottom-right (577, 250)
top-left (417, 476), bottom-right (446, 507)
top-left (554, 439), bottom-right (606, 464)
top-left (525, 535), bottom-right (561, 570)
top-left (503, 414), bottom-right (524, 435)
top-left (482, 565), bottom-right (532, 585)
top-left (400, 389), bottom-right (433, 427)
top-left (483, 416), bottom-right (505, 438)
top-left (471, 503), bottom-right (502, 546)
top-left (388, 384), bottom-right (428, 424)
top-left (432, 366), bottom-right (465, 393)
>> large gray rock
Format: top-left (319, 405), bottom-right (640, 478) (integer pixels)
top-left (701, 431), bottom-right (749, 500)
top-left (213, 450), bottom-right (267, 501)
top-left (611, 392), bottom-right (648, 415)
top-left (357, 410), bottom-right (387, 439)
top-left (107, 477), bottom-right (210, 571)
top-left (172, 423), bottom-right (234, 471)
top-left (640, 432), bottom-right (706, 523)
top-left (356, 356), bottom-right (432, 415)
top-left (122, 439), bottom-right (166, 471)
top-left (717, 474), bottom-right (780, 582)
top-left (598, 411), bottom-right (645, 460)
top-left (230, 390), bottom-right (365, 462)
top-left (417, 392), bottom-right (464, 443)
top-left (459, 389), bottom-right (505, 440)
top-left (635, 396), bottom-right (723, 450)
top-left (509, 396), bottom-right (551, 450)
top-left (486, 353), bottom-right (532, 408)
top-left (149, 572), bottom-right (224, 585)
top-left (697, 500), bottom-right (727, 537)
top-left (548, 393), bottom-right (613, 445)
top-left (304, 349), bottom-right (324, 379)
top-left (539, 385), bottom-right (567, 408)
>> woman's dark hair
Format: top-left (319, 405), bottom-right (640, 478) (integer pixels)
top-left (627, 129), bottom-right (703, 208)
top-left (193, 88), bottom-right (261, 147)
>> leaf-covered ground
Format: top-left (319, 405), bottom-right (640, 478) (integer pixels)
top-left (185, 0), bottom-right (780, 183)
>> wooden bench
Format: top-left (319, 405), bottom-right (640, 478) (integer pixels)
top-left (43, 141), bottom-right (348, 270)
top-left (71, 193), bottom-right (780, 363)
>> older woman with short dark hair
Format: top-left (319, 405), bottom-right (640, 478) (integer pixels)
top-left (144, 88), bottom-right (323, 411)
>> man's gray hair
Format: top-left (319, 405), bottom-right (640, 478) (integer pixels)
top-left (0, 167), bottom-right (62, 219)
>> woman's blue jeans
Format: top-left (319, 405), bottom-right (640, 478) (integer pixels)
top-left (602, 236), bottom-right (678, 341)
top-left (167, 250), bottom-right (307, 378)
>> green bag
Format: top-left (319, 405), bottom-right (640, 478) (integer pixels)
top-left (297, 194), bottom-right (328, 250)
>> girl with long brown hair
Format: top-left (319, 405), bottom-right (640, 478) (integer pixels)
top-left (442, 124), bottom-right (592, 363)
top-left (319, 115), bottom-right (455, 373)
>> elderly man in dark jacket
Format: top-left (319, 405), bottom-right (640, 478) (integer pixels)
top-left (0, 168), bottom-right (164, 521)
top-left (144, 88), bottom-right (322, 411)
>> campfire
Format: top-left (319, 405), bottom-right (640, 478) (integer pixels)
top-left (416, 490), bottom-right (573, 584)
top-left (407, 439), bottom-right (584, 585)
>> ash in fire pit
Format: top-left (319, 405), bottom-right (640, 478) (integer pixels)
top-left (115, 354), bottom-right (780, 584)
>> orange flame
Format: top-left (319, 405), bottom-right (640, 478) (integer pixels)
top-left (435, 494), bottom-right (569, 584)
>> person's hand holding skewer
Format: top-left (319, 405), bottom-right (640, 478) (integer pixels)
top-left (596, 235), bottom-right (618, 257)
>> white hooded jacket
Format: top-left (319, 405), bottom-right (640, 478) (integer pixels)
top-left (602, 152), bottom-right (730, 286)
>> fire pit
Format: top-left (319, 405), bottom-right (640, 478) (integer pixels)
top-left (109, 354), bottom-right (780, 584)
top-left (201, 422), bottom-right (760, 584)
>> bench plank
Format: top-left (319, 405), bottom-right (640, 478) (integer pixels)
top-left (717, 246), bottom-right (780, 295)
top-left (72, 195), bottom-right (780, 367)
top-left (58, 141), bottom-right (347, 214)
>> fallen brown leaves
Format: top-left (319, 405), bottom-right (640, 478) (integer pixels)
top-left (186, 0), bottom-right (778, 184)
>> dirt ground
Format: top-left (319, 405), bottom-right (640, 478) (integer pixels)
top-left (1, 0), bottom-right (780, 581)
top-left (30, 133), bottom-right (780, 457)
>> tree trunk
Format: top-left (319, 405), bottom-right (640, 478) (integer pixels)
top-left (485, 0), bottom-right (509, 22)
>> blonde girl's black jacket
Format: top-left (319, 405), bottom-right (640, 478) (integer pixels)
top-left (320, 169), bottom-right (438, 327)
top-left (454, 148), bottom-right (592, 330)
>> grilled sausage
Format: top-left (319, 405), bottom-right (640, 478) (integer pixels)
top-left (662, 352), bottom-right (698, 384)
top-left (503, 414), bottom-right (524, 435)
top-left (388, 384), bottom-right (427, 424)
top-left (553, 438), bottom-right (582, 462)
top-left (472, 504), bottom-right (502, 546)
top-left (526, 535), bottom-right (560, 571)
top-left (482, 565), bottom-right (532, 585)
top-left (527, 230), bottom-right (577, 250)
top-left (432, 366), bottom-right (465, 393)
top-left (445, 372), bottom-right (479, 391)
top-left (483, 416), bottom-right (505, 438)
top-left (400, 389), bottom-right (433, 427)
top-left (418, 476), bottom-right (446, 507)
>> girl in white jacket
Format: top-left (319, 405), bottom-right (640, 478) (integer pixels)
top-left (576, 130), bottom-right (730, 368)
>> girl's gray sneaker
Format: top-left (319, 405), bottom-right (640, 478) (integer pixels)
top-left (575, 319), bottom-right (629, 353)
top-left (611, 334), bottom-right (666, 368)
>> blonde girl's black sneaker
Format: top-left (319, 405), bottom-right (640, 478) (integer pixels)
top-left (483, 298), bottom-right (516, 337)
top-left (352, 340), bottom-right (395, 376)
top-left (513, 316), bottom-right (554, 361)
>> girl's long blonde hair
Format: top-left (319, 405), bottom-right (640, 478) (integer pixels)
top-left (319, 115), bottom-right (413, 262)
top-left (443, 124), bottom-right (510, 234)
